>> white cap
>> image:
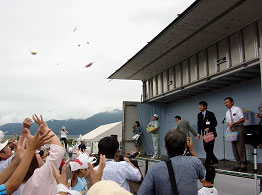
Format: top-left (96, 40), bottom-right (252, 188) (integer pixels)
top-left (69, 153), bottom-right (96, 171)
top-left (153, 114), bottom-right (158, 119)
top-left (0, 140), bottom-right (8, 152)
top-left (88, 180), bottom-right (132, 195)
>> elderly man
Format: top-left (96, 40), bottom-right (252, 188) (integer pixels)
top-left (138, 130), bottom-right (205, 195)
top-left (147, 114), bottom-right (161, 159)
top-left (224, 97), bottom-right (247, 171)
top-left (173, 116), bottom-right (197, 138)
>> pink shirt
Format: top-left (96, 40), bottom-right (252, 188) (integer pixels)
top-left (21, 144), bottom-right (65, 195)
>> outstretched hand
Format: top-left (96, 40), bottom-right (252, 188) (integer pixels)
top-left (52, 163), bottom-right (67, 185)
top-left (13, 137), bottom-right (26, 163)
top-left (88, 154), bottom-right (106, 184)
top-left (23, 118), bottom-right (33, 129)
top-left (27, 125), bottom-right (54, 151)
top-left (20, 118), bottom-right (33, 141)
top-left (32, 114), bottom-right (49, 134)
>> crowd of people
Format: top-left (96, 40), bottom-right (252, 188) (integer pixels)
top-left (0, 96), bottom-right (247, 194)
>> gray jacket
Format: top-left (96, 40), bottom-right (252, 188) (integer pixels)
top-left (174, 119), bottom-right (197, 137)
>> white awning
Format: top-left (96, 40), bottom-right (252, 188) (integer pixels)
top-left (81, 121), bottom-right (122, 142)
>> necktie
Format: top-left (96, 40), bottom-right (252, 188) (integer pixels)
top-left (230, 109), bottom-right (234, 123)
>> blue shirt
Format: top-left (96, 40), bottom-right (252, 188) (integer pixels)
top-left (71, 177), bottom-right (87, 195)
top-left (138, 156), bottom-right (205, 195)
top-left (0, 184), bottom-right (7, 195)
top-left (134, 127), bottom-right (142, 135)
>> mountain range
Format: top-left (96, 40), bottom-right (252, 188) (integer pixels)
top-left (0, 109), bottom-right (122, 136)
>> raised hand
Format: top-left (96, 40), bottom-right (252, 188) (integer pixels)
top-left (52, 163), bottom-right (67, 185)
top-left (32, 114), bottom-right (49, 134)
top-left (13, 137), bottom-right (26, 163)
top-left (27, 125), bottom-right (54, 151)
top-left (88, 154), bottom-right (106, 184)
top-left (23, 118), bottom-right (33, 129)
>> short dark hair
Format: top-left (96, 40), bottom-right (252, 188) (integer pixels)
top-left (224, 97), bottom-right (234, 102)
top-left (164, 130), bottom-right (186, 157)
top-left (199, 101), bottom-right (208, 108)
top-left (98, 136), bottom-right (119, 159)
top-left (174, 116), bottom-right (181, 120)
top-left (23, 154), bottom-right (39, 183)
top-left (135, 121), bottom-right (140, 127)
top-left (204, 165), bottom-right (216, 182)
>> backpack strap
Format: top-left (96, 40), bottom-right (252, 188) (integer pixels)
top-left (164, 158), bottom-right (179, 195)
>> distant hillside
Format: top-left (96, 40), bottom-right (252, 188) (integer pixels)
top-left (0, 109), bottom-right (122, 135)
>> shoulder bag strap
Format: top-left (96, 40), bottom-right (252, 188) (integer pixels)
top-left (164, 158), bottom-right (179, 195)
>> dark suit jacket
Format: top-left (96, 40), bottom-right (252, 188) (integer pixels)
top-left (197, 110), bottom-right (218, 137)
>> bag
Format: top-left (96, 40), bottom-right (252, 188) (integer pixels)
top-left (132, 134), bottom-right (140, 140)
top-left (225, 131), bottom-right (238, 142)
top-left (146, 127), bottom-right (155, 133)
top-left (203, 131), bottom-right (215, 143)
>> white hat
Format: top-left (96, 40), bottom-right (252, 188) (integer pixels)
top-left (0, 140), bottom-right (8, 152)
top-left (56, 184), bottom-right (81, 195)
top-left (153, 114), bottom-right (158, 118)
top-left (88, 180), bottom-right (132, 195)
top-left (69, 153), bottom-right (96, 171)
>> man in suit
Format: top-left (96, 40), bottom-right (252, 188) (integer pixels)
top-left (196, 101), bottom-right (219, 165)
top-left (173, 116), bottom-right (197, 138)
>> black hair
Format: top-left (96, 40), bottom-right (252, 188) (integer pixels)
top-left (23, 154), bottom-right (39, 183)
top-left (164, 130), bottom-right (186, 157)
top-left (199, 101), bottom-right (208, 108)
top-left (98, 136), bottom-right (119, 159)
top-left (174, 116), bottom-right (181, 120)
top-left (224, 97), bottom-right (234, 102)
top-left (204, 165), bottom-right (216, 182)
top-left (39, 150), bottom-right (44, 157)
top-left (135, 121), bottom-right (140, 127)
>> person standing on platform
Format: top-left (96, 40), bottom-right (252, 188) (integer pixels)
top-left (173, 116), bottom-right (198, 138)
top-left (133, 121), bottom-right (142, 153)
top-left (196, 101), bottom-right (219, 165)
top-left (224, 97), bottom-right (247, 171)
top-left (147, 114), bottom-right (160, 159)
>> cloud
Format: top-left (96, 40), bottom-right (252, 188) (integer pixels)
top-left (0, 0), bottom-right (194, 125)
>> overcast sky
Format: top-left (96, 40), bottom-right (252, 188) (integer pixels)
top-left (0, 0), bottom-right (194, 125)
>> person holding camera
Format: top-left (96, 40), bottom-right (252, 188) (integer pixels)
top-left (59, 126), bottom-right (68, 150)
top-left (138, 130), bottom-right (205, 195)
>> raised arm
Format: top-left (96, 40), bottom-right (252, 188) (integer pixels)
top-left (4, 126), bottom-right (54, 195)
top-left (0, 140), bottom-right (24, 184)
top-left (33, 114), bottom-right (62, 147)
top-left (19, 118), bottom-right (33, 143)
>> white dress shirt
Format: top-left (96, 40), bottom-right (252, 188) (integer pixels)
top-left (226, 105), bottom-right (244, 124)
top-left (95, 160), bottom-right (141, 191)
